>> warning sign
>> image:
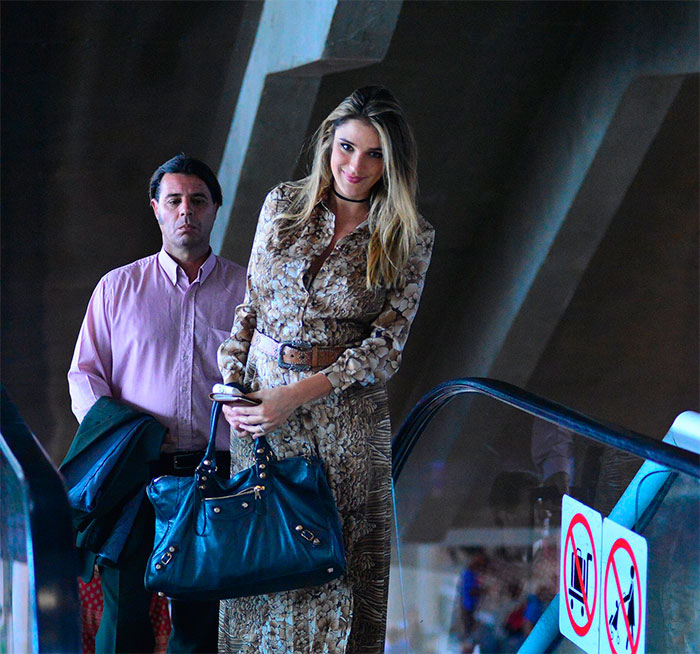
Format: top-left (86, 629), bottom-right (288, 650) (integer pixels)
top-left (600, 519), bottom-right (647, 654)
top-left (559, 495), bottom-right (602, 654)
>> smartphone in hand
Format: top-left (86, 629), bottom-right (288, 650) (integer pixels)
top-left (209, 383), bottom-right (261, 405)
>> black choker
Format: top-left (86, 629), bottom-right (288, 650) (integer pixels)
top-left (332, 187), bottom-right (369, 203)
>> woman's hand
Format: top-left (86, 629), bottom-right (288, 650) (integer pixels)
top-left (221, 385), bottom-right (297, 438)
top-left (221, 373), bottom-right (332, 439)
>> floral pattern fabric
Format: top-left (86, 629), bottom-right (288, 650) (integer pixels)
top-left (217, 183), bottom-right (434, 653)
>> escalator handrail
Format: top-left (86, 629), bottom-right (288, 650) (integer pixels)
top-left (392, 377), bottom-right (700, 480)
top-left (0, 385), bottom-right (81, 653)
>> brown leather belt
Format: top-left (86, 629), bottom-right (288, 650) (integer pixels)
top-left (251, 330), bottom-right (348, 372)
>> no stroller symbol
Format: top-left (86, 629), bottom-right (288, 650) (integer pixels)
top-left (604, 538), bottom-right (642, 654)
top-left (563, 512), bottom-right (598, 637)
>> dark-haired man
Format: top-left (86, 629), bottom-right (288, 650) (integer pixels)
top-left (68, 155), bottom-right (245, 653)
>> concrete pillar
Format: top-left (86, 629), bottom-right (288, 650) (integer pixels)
top-left (422, 3), bottom-right (699, 401)
top-left (211, 0), bottom-right (402, 265)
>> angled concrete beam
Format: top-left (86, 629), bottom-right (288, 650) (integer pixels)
top-left (426, 4), bottom-right (699, 395)
top-left (488, 74), bottom-right (686, 384)
top-left (212, 0), bottom-right (402, 263)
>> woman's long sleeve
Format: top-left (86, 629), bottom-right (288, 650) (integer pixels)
top-left (321, 218), bottom-right (435, 393)
top-left (219, 183), bottom-right (435, 395)
top-left (217, 193), bottom-right (276, 385)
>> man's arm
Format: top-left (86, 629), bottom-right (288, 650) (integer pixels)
top-left (67, 277), bottom-right (114, 422)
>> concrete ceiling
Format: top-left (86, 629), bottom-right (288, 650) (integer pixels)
top-left (2, 0), bottom-right (697, 475)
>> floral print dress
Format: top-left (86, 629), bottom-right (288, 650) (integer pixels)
top-left (217, 183), bottom-right (434, 653)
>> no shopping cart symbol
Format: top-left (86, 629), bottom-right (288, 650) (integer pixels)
top-left (601, 522), bottom-right (647, 654)
top-left (603, 538), bottom-right (645, 654)
top-left (559, 495), bottom-right (602, 654)
top-left (563, 513), bottom-right (598, 636)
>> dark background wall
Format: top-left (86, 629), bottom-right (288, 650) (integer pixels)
top-left (1, 1), bottom-right (259, 458)
top-left (528, 75), bottom-right (699, 435)
top-left (1, 1), bottom-right (698, 467)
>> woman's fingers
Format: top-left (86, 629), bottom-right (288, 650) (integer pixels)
top-left (221, 403), bottom-right (238, 426)
top-left (221, 401), bottom-right (268, 438)
top-left (220, 385), bottom-right (300, 435)
top-left (225, 399), bottom-right (280, 429)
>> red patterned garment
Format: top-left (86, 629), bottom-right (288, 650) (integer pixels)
top-left (78, 570), bottom-right (171, 653)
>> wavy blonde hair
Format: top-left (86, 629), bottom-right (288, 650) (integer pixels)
top-left (279, 86), bottom-right (420, 288)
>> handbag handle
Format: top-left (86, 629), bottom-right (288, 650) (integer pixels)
top-left (196, 397), bottom-right (276, 488)
top-left (196, 400), bottom-right (223, 483)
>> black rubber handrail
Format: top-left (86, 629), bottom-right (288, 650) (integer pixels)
top-left (392, 377), bottom-right (700, 480)
top-left (0, 386), bottom-right (81, 654)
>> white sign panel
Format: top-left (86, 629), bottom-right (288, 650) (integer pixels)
top-left (600, 519), bottom-right (647, 654)
top-left (559, 495), bottom-right (603, 654)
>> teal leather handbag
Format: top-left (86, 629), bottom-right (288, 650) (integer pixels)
top-left (144, 400), bottom-right (346, 601)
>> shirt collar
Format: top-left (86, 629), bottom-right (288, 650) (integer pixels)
top-left (158, 248), bottom-right (217, 286)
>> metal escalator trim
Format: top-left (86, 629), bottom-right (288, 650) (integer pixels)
top-left (392, 377), bottom-right (700, 481)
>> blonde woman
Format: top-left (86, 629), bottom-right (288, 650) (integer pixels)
top-left (217, 86), bottom-right (434, 653)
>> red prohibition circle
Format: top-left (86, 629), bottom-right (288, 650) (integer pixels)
top-left (563, 512), bottom-right (598, 636)
top-left (603, 537), bottom-right (642, 654)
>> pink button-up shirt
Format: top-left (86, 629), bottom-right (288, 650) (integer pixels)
top-left (68, 249), bottom-right (245, 451)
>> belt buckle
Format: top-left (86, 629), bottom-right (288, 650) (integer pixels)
top-left (278, 340), bottom-right (313, 372)
top-left (173, 452), bottom-right (200, 470)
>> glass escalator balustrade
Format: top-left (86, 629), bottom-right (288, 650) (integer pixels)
top-left (633, 471), bottom-right (698, 654)
top-left (0, 451), bottom-right (34, 654)
top-left (0, 387), bottom-right (80, 654)
top-left (387, 391), bottom-right (699, 654)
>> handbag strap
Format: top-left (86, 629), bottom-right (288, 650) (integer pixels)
top-left (197, 400), bottom-right (223, 481)
top-left (198, 399), bottom-right (277, 485)
top-left (193, 401), bottom-right (276, 536)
